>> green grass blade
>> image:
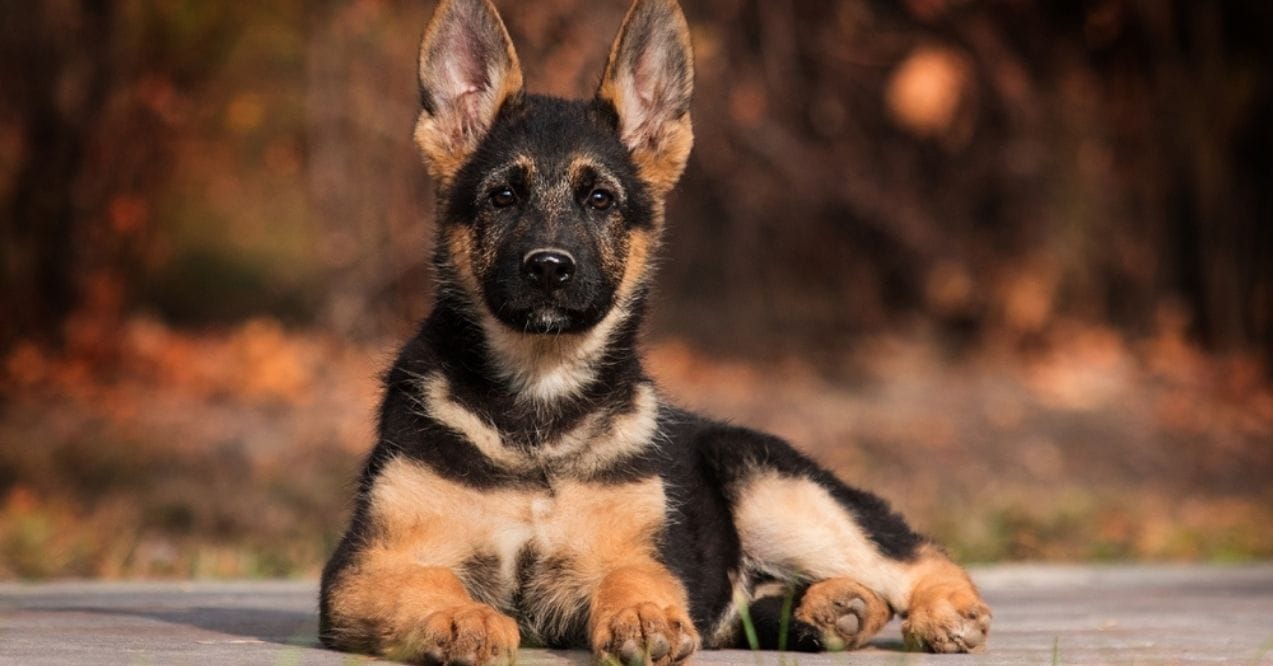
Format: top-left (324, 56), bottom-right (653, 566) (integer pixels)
top-left (735, 591), bottom-right (760, 651)
top-left (777, 584), bottom-right (795, 652)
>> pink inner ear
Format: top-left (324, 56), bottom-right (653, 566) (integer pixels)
top-left (632, 46), bottom-right (667, 109)
top-left (617, 35), bottom-right (680, 150)
top-left (438, 27), bottom-right (493, 100)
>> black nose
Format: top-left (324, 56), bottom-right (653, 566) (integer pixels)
top-left (523, 250), bottom-right (575, 291)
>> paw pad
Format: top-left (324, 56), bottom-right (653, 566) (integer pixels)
top-left (794, 578), bottom-right (892, 651)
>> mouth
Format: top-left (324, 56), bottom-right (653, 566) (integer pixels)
top-left (491, 301), bottom-right (607, 335)
top-left (525, 306), bottom-right (572, 333)
top-left (483, 282), bottom-right (614, 335)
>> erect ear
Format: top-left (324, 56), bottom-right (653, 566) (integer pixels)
top-left (597, 0), bottom-right (695, 195)
top-left (414, 0), bottom-right (524, 184)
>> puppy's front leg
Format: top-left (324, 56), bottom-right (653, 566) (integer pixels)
top-left (325, 559), bottom-right (519, 664)
top-left (320, 458), bottom-right (523, 664)
top-left (589, 562), bottom-right (700, 665)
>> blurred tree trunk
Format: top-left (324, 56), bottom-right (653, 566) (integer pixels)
top-left (0, 1), bottom-right (114, 348)
top-left (304, 0), bottom-right (367, 336)
top-left (1153, 1), bottom-right (1273, 363)
top-left (304, 0), bottom-right (432, 338)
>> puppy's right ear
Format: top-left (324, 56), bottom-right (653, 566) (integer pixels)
top-left (414, 0), bottom-right (524, 184)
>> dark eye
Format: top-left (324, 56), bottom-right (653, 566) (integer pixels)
top-left (490, 187), bottom-right (517, 208)
top-left (587, 189), bottom-right (615, 211)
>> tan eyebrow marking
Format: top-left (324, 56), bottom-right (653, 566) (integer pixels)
top-left (477, 154), bottom-right (538, 198)
top-left (569, 155), bottom-right (626, 201)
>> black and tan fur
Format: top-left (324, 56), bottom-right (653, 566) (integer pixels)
top-left (319, 1), bottom-right (991, 663)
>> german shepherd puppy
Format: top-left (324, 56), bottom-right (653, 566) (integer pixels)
top-left (319, 0), bottom-right (991, 663)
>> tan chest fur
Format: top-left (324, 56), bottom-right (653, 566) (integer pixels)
top-left (363, 457), bottom-right (668, 639)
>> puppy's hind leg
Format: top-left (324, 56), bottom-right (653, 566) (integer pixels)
top-left (737, 577), bottom-right (891, 652)
top-left (900, 544), bottom-right (991, 653)
top-left (794, 577), bottom-right (893, 650)
top-left (700, 424), bottom-right (991, 653)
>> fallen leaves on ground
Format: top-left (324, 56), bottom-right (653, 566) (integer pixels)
top-left (1, 316), bottom-right (1270, 579)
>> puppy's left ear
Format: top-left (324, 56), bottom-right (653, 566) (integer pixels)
top-left (414, 0), bottom-right (524, 184)
top-left (597, 0), bottom-right (694, 195)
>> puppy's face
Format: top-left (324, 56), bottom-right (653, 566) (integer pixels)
top-left (414, 0), bottom-right (694, 335)
top-left (445, 99), bottom-right (653, 334)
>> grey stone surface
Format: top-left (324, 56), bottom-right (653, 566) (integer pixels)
top-left (2, 565), bottom-right (1272, 665)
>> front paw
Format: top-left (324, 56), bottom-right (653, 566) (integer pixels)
top-left (902, 583), bottom-right (991, 653)
top-left (794, 577), bottom-right (892, 650)
top-left (388, 603), bottom-right (519, 665)
top-left (591, 601), bottom-right (699, 665)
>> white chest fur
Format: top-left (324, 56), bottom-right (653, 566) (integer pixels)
top-left (416, 372), bottom-right (662, 477)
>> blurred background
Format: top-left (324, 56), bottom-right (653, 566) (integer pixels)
top-left (1, 0), bottom-right (1270, 579)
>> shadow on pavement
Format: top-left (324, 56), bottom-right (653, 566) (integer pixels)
top-left (32, 605), bottom-right (320, 648)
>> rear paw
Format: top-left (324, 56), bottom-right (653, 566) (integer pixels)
top-left (902, 588), bottom-right (991, 653)
top-left (794, 577), bottom-right (892, 651)
top-left (591, 601), bottom-right (699, 665)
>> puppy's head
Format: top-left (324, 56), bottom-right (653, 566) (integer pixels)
top-left (415, 0), bottom-right (693, 334)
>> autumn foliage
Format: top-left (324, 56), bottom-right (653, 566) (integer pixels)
top-left (1, 1), bottom-right (1271, 578)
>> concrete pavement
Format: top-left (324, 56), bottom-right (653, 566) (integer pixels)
top-left (2, 565), bottom-right (1271, 664)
